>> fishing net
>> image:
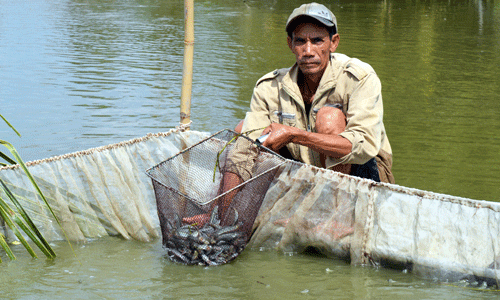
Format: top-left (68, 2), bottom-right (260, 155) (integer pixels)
top-left (146, 129), bottom-right (285, 266)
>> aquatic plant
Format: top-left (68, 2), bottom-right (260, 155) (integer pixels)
top-left (0, 114), bottom-right (56, 261)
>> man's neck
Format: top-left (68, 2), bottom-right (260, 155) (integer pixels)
top-left (299, 70), bottom-right (324, 104)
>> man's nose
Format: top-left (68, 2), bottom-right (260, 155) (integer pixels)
top-left (304, 41), bottom-right (313, 55)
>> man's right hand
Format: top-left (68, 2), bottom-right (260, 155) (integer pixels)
top-left (261, 123), bottom-right (298, 152)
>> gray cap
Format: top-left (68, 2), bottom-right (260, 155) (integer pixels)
top-left (286, 3), bottom-right (337, 33)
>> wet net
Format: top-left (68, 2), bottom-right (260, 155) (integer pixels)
top-left (146, 129), bottom-right (285, 266)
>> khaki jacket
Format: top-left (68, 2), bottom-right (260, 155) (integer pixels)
top-left (233, 53), bottom-right (393, 182)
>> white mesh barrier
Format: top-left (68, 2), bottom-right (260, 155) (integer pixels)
top-left (249, 161), bottom-right (500, 285)
top-left (0, 129), bottom-right (210, 242)
top-left (1, 129), bottom-right (499, 284)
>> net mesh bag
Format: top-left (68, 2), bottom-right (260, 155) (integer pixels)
top-left (146, 129), bottom-right (285, 266)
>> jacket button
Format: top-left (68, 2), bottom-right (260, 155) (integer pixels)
top-left (273, 70), bottom-right (279, 76)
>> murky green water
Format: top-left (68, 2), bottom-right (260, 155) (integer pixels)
top-left (1, 0), bottom-right (500, 298)
top-left (0, 237), bottom-right (496, 299)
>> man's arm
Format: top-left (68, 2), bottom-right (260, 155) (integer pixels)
top-left (261, 123), bottom-right (351, 157)
top-left (260, 103), bottom-right (353, 160)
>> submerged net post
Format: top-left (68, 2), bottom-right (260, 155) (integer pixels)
top-left (180, 0), bottom-right (194, 127)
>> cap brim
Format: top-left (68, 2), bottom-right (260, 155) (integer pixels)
top-left (315, 16), bottom-right (334, 28)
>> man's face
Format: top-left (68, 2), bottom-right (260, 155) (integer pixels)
top-left (287, 23), bottom-right (339, 78)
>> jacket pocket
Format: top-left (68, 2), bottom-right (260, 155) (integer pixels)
top-left (271, 111), bottom-right (296, 126)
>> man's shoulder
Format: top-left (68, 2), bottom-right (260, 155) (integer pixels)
top-left (331, 53), bottom-right (376, 81)
top-left (255, 68), bottom-right (290, 86)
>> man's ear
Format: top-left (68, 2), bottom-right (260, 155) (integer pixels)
top-left (287, 35), bottom-right (293, 50)
top-left (330, 34), bottom-right (340, 53)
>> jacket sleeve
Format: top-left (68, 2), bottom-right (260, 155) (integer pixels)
top-left (326, 70), bottom-right (384, 167)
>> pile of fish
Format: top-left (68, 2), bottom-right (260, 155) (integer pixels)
top-left (164, 206), bottom-right (247, 266)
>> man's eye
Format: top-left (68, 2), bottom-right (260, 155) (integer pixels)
top-left (312, 38), bottom-right (324, 44)
top-left (294, 38), bottom-right (305, 44)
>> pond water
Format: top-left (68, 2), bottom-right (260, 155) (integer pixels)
top-left (1, 0), bottom-right (500, 298)
top-left (0, 237), bottom-right (497, 299)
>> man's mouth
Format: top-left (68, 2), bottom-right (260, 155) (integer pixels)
top-left (300, 61), bottom-right (319, 67)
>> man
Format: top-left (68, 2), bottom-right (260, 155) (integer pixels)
top-left (185, 3), bottom-right (394, 225)
top-left (231, 2), bottom-right (394, 184)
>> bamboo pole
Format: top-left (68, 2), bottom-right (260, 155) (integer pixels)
top-left (180, 0), bottom-right (194, 127)
top-left (179, 0), bottom-right (195, 215)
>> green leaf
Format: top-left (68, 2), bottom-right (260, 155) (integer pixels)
top-left (0, 134), bottom-right (79, 263)
top-left (0, 179), bottom-right (55, 258)
top-left (0, 114), bottom-right (21, 137)
top-left (0, 233), bottom-right (14, 261)
top-left (0, 150), bottom-right (17, 165)
top-left (0, 140), bottom-right (59, 256)
top-left (0, 180), bottom-right (54, 259)
top-left (0, 198), bottom-right (38, 259)
top-left (12, 214), bottom-right (51, 258)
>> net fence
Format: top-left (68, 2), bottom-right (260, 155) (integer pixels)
top-left (1, 129), bottom-right (500, 286)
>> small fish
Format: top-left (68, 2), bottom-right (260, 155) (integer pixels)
top-left (210, 206), bottom-right (219, 225)
top-left (175, 228), bottom-right (191, 239)
top-left (195, 243), bottom-right (212, 252)
top-left (213, 244), bottom-right (232, 252)
top-left (199, 225), bottom-right (215, 235)
top-left (201, 253), bottom-right (217, 266)
top-left (162, 210), bottom-right (248, 266)
top-left (211, 248), bottom-right (224, 258)
top-left (227, 251), bottom-right (239, 261)
top-left (166, 248), bottom-right (189, 264)
top-left (215, 225), bottom-right (240, 236)
top-left (217, 232), bottom-right (241, 242)
top-left (209, 223), bottom-right (222, 230)
top-left (231, 208), bottom-right (239, 226)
